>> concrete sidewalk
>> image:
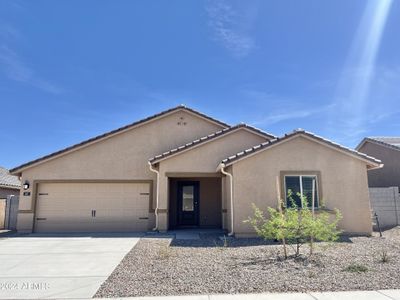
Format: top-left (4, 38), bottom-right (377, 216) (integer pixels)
top-left (90, 290), bottom-right (400, 300)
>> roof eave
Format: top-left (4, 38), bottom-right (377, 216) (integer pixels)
top-left (355, 138), bottom-right (368, 151)
top-left (0, 184), bottom-right (20, 190)
top-left (367, 163), bottom-right (384, 170)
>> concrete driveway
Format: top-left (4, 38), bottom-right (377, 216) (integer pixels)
top-left (0, 233), bottom-right (142, 299)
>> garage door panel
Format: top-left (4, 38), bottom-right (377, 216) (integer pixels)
top-left (37, 198), bottom-right (94, 211)
top-left (137, 195), bottom-right (150, 208)
top-left (39, 210), bottom-right (92, 221)
top-left (35, 221), bottom-right (101, 233)
top-left (38, 209), bottom-right (85, 217)
top-left (34, 182), bottom-right (150, 233)
top-left (96, 208), bottom-right (148, 220)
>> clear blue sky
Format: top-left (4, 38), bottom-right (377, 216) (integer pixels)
top-left (1, 0), bottom-right (399, 169)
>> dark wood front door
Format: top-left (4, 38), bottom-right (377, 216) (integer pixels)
top-left (177, 181), bottom-right (199, 227)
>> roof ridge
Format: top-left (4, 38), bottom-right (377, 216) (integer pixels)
top-left (221, 129), bottom-right (381, 167)
top-left (235, 123), bottom-right (277, 139)
top-left (10, 105), bottom-right (230, 174)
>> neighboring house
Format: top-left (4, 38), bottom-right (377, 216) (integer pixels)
top-left (0, 166), bottom-right (20, 198)
top-left (356, 137), bottom-right (400, 189)
top-left (10, 106), bottom-right (382, 235)
top-left (356, 137), bottom-right (400, 229)
top-left (0, 167), bottom-right (20, 229)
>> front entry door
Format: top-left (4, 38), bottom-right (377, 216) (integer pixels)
top-left (177, 181), bottom-right (199, 227)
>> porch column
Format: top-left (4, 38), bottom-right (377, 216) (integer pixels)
top-left (157, 173), bottom-right (169, 231)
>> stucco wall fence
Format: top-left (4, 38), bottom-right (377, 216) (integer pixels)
top-left (369, 187), bottom-right (400, 229)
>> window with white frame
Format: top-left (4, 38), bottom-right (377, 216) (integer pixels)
top-left (284, 175), bottom-right (319, 208)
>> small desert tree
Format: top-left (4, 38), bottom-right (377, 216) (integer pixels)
top-left (245, 191), bottom-right (342, 258)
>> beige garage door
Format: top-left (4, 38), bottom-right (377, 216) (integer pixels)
top-left (34, 182), bottom-right (150, 233)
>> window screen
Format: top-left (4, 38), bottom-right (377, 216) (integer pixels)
top-left (285, 175), bottom-right (319, 208)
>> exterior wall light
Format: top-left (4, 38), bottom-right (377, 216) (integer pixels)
top-left (23, 181), bottom-right (30, 190)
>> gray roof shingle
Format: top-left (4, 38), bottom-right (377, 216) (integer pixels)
top-left (371, 137), bottom-right (400, 147)
top-left (0, 167), bottom-right (20, 189)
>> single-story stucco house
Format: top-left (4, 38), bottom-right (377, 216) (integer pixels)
top-left (0, 166), bottom-right (20, 199)
top-left (10, 106), bottom-right (382, 236)
top-left (356, 137), bottom-right (400, 189)
top-left (0, 166), bottom-right (20, 230)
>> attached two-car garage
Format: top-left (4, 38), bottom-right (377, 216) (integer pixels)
top-left (34, 182), bottom-right (151, 233)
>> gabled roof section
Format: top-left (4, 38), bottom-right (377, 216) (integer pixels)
top-left (373, 137), bottom-right (400, 147)
top-left (149, 124), bottom-right (276, 164)
top-left (220, 129), bottom-right (383, 169)
top-left (10, 105), bottom-right (229, 175)
top-left (356, 137), bottom-right (400, 153)
top-left (0, 166), bottom-right (20, 189)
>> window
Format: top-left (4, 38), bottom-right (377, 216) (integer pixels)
top-left (284, 175), bottom-right (319, 208)
top-left (182, 185), bottom-right (194, 211)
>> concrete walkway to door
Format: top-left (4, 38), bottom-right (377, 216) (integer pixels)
top-left (165, 228), bottom-right (226, 240)
top-left (0, 233), bottom-right (142, 299)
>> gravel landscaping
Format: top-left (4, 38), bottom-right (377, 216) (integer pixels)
top-left (95, 227), bottom-right (400, 298)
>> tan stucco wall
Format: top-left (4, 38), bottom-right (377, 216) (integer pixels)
top-left (16, 109), bottom-right (225, 232)
top-left (158, 129), bottom-right (268, 175)
top-left (231, 135), bottom-right (372, 236)
top-left (358, 142), bottom-right (400, 189)
top-left (157, 128), bottom-right (268, 230)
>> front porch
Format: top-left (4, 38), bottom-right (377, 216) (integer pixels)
top-left (168, 175), bottom-right (224, 230)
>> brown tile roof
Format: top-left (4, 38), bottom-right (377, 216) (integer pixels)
top-left (221, 129), bottom-right (382, 168)
top-left (0, 166), bottom-right (20, 189)
top-left (10, 105), bottom-right (229, 174)
top-left (356, 137), bottom-right (400, 152)
top-left (149, 124), bottom-right (276, 164)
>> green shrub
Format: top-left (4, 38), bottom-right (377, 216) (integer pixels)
top-left (379, 249), bottom-right (390, 263)
top-left (343, 263), bottom-right (368, 273)
top-left (245, 191), bottom-right (342, 259)
top-left (214, 235), bottom-right (229, 250)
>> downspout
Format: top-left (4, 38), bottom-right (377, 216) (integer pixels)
top-left (148, 161), bottom-right (160, 231)
top-left (219, 163), bottom-right (234, 236)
